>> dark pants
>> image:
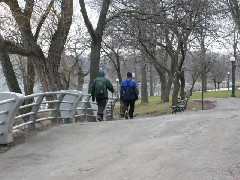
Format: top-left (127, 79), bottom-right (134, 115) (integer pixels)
top-left (123, 100), bottom-right (135, 118)
top-left (96, 98), bottom-right (107, 118)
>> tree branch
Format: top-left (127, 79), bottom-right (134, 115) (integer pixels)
top-left (79, 0), bottom-right (97, 41)
top-left (0, 40), bottom-right (34, 56)
top-left (34, 0), bottom-right (55, 40)
top-left (48, 0), bottom-right (73, 62)
top-left (24, 0), bottom-right (34, 19)
top-left (96, 0), bottom-right (111, 37)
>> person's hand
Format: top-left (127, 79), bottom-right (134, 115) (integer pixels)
top-left (92, 97), bottom-right (95, 102)
top-left (135, 96), bottom-right (139, 101)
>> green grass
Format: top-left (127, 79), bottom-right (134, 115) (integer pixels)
top-left (114, 89), bottom-right (240, 117)
top-left (190, 89), bottom-right (240, 99)
top-left (134, 97), bottom-right (172, 116)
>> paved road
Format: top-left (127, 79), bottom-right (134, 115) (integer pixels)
top-left (1, 98), bottom-right (240, 180)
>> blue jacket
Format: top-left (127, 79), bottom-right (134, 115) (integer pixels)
top-left (120, 78), bottom-right (139, 101)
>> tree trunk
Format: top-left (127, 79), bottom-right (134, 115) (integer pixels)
top-left (0, 52), bottom-right (36, 122)
top-left (161, 79), bottom-right (171, 102)
top-left (154, 66), bottom-right (170, 102)
top-left (47, 0), bottom-right (73, 91)
top-left (217, 82), bottom-right (220, 90)
top-left (24, 59), bottom-right (35, 96)
top-left (117, 70), bottom-right (122, 83)
top-left (23, 59), bottom-right (35, 116)
top-left (88, 41), bottom-right (102, 93)
top-left (77, 69), bottom-right (85, 91)
top-left (141, 62), bottom-right (148, 103)
top-left (179, 70), bottom-right (186, 100)
top-left (0, 51), bottom-right (22, 93)
top-left (149, 64), bottom-right (154, 96)
top-left (189, 80), bottom-right (197, 96)
top-left (202, 71), bottom-right (208, 92)
top-left (172, 75), bottom-right (181, 105)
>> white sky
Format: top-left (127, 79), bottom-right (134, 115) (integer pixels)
top-left (0, 0), bottom-right (237, 56)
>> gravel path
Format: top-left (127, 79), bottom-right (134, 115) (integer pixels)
top-left (0, 98), bottom-right (240, 180)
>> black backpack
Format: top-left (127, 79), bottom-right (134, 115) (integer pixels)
top-left (122, 80), bottom-right (135, 100)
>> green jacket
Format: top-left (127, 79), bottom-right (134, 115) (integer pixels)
top-left (91, 70), bottom-right (114, 99)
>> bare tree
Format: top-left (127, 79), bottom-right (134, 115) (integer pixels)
top-left (102, 39), bottom-right (124, 83)
top-left (79, 0), bottom-right (111, 93)
top-left (61, 24), bottom-right (90, 91)
top-left (209, 54), bottom-right (229, 90)
top-left (135, 0), bottom-right (205, 104)
top-left (0, 0), bottom-right (73, 92)
top-left (227, 0), bottom-right (240, 33)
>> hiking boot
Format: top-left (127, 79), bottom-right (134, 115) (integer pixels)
top-left (129, 113), bottom-right (133, 119)
top-left (97, 115), bottom-right (103, 122)
top-left (124, 110), bottom-right (128, 119)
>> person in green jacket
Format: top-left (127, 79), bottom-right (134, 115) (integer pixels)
top-left (91, 69), bottom-right (115, 121)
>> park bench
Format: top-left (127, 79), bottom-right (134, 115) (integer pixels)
top-left (171, 98), bottom-right (189, 114)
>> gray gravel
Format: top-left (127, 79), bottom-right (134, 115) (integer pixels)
top-left (0, 98), bottom-right (240, 180)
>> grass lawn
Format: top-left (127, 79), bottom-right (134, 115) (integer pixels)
top-left (190, 89), bottom-right (240, 99)
top-left (114, 89), bottom-right (240, 118)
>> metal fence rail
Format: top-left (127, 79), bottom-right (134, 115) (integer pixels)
top-left (0, 91), bottom-right (117, 144)
top-left (0, 92), bottom-right (24, 144)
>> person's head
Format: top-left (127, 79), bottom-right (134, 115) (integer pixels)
top-left (98, 69), bottom-right (105, 77)
top-left (127, 72), bottom-right (132, 78)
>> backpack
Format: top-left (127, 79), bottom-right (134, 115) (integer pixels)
top-left (122, 80), bottom-right (136, 100)
top-left (95, 77), bottom-right (107, 98)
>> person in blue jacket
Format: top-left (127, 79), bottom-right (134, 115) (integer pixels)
top-left (120, 72), bottom-right (139, 119)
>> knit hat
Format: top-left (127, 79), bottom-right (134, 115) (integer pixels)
top-left (127, 72), bottom-right (132, 78)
